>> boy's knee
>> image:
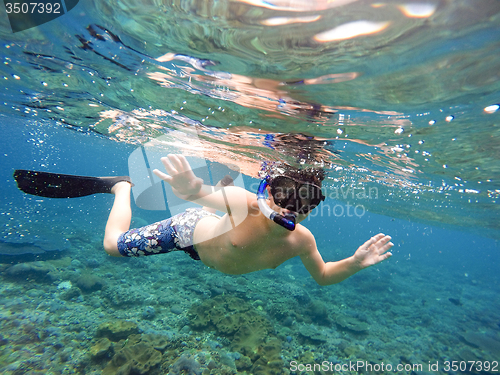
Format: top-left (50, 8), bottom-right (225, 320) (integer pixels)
top-left (103, 237), bottom-right (122, 257)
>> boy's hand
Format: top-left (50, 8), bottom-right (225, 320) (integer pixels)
top-left (153, 154), bottom-right (203, 198)
top-left (353, 234), bottom-right (393, 269)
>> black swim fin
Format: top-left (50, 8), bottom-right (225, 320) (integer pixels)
top-left (13, 170), bottom-right (132, 198)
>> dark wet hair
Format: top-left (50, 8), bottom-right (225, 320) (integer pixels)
top-left (269, 164), bottom-right (326, 187)
top-left (288, 168), bottom-right (325, 187)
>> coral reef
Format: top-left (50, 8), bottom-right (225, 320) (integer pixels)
top-left (189, 295), bottom-right (272, 351)
top-left (102, 340), bottom-right (162, 375)
top-left (188, 295), bottom-right (284, 374)
top-left (170, 353), bottom-right (201, 375)
top-left (90, 333), bottom-right (174, 375)
top-left (0, 230), bottom-right (498, 375)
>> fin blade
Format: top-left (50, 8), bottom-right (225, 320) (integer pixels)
top-left (13, 170), bottom-right (130, 198)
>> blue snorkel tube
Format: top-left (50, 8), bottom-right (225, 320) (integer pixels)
top-left (257, 178), bottom-right (296, 231)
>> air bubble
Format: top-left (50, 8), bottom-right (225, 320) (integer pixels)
top-left (484, 104), bottom-right (499, 114)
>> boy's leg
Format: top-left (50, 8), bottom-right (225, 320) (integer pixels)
top-left (103, 181), bottom-right (132, 256)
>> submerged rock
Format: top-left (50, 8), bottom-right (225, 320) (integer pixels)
top-left (75, 274), bottom-right (104, 292)
top-left (307, 300), bottom-right (330, 323)
top-left (141, 306), bottom-right (156, 320)
top-left (0, 228), bottom-right (70, 255)
top-left (298, 324), bottom-right (328, 342)
top-left (461, 331), bottom-right (500, 357)
top-left (96, 321), bottom-right (140, 342)
top-left (90, 337), bottom-right (114, 359)
top-left (60, 286), bottom-right (82, 301)
top-left (336, 315), bottom-right (370, 333)
top-left (102, 286), bottom-right (146, 307)
top-left (4, 261), bottom-right (59, 283)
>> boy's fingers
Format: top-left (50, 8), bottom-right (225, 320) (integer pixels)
top-left (161, 156), bottom-right (176, 175)
top-left (364, 233), bottom-right (384, 248)
top-left (153, 169), bottom-right (171, 182)
top-left (378, 242), bottom-right (393, 254)
top-left (170, 154), bottom-right (188, 173)
top-left (167, 154), bottom-right (183, 172)
top-left (179, 155), bottom-right (192, 172)
top-left (375, 235), bottom-right (391, 246)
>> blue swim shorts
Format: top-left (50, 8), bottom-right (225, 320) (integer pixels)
top-left (117, 208), bottom-right (218, 260)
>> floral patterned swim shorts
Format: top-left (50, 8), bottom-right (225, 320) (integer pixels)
top-left (117, 208), bottom-right (219, 260)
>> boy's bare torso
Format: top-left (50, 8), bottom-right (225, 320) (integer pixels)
top-left (193, 201), bottom-right (311, 274)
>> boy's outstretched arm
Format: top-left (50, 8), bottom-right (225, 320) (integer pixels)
top-left (300, 233), bottom-right (393, 286)
top-left (153, 154), bottom-right (253, 214)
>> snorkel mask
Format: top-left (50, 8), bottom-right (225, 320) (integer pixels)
top-left (269, 176), bottom-right (325, 214)
top-left (257, 161), bottom-right (326, 231)
top-left (257, 177), bottom-right (296, 231)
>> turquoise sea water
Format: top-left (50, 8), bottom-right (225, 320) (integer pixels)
top-left (0, 1), bottom-right (499, 374)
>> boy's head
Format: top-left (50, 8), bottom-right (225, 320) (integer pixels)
top-left (272, 164), bottom-right (326, 187)
top-left (261, 162), bottom-right (326, 184)
top-left (264, 163), bottom-right (327, 215)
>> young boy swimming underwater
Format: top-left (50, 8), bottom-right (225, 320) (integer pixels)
top-left (14, 154), bottom-right (392, 285)
top-left (100, 154), bottom-right (393, 285)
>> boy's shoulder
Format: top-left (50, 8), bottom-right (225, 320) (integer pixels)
top-left (296, 222), bottom-right (315, 238)
top-left (289, 224), bottom-right (316, 254)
